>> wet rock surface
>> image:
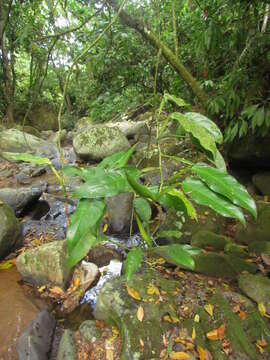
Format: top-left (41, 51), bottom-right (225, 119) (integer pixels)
top-left (0, 203), bottom-right (21, 259)
top-left (16, 310), bottom-right (56, 360)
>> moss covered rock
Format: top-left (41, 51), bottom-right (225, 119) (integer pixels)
top-left (0, 203), bottom-right (21, 259)
top-left (234, 202), bottom-right (270, 244)
top-left (16, 240), bottom-right (71, 287)
top-left (73, 125), bottom-right (130, 162)
top-left (28, 105), bottom-right (58, 131)
top-left (224, 242), bottom-right (248, 258)
top-left (191, 230), bottom-right (230, 251)
top-left (75, 117), bottom-right (93, 131)
top-left (238, 274), bottom-right (270, 312)
top-left (94, 268), bottom-right (178, 359)
top-left (252, 172), bottom-right (270, 197)
top-left (0, 128), bottom-right (58, 159)
top-left (248, 241), bottom-right (270, 255)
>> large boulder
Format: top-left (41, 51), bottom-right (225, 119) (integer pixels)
top-left (228, 133), bottom-right (270, 171)
top-left (0, 128), bottom-right (58, 159)
top-left (94, 268), bottom-right (179, 359)
top-left (27, 104), bottom-right (58, 131)
top-left (0, 203), bottom-right (21, 259)
top-left (105, 120), bottom-right (147, 138)
top-left (16, 240), bottom-right (71, 287)
top-left (16, 310), bottom-right (56, 360)
top-left (252, 172), bottom-right (270, 197)
top-left (73, 125), bottom-right (130, 162)
top-left (0, 186), bottom-right (43, 214)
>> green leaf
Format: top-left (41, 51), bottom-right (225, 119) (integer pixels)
top-left (2, 152), bottom-right (51, 165)
top-left (152, 244), bottom-right (198, 269)
top-left (184, 112), bottom-right (223, 144)
top-left (254, 107), bottom-right (265, 127)
top-left (212, 149), bottom-right (227, 172)
top-left (242, 104), bottom-right (259, 119)
top-left (98, 144), bottom-right (137, 169)
top-left (164, 93), bottom-right (190, 108)
top-left (73, 169), bottom-right (131, 199)
top-left (64, 165), bottom-right (105, 182)
top-left (135, 214), bottom-right (152, 248)
top-left (170, 112), bottom-right (217, 160)
top-left (166, 188), bottom-right (197, 220)
top-left (134, 197), bottom-right (152, 223)
top-left (125, 248), bottom-right (144, 282)
top-left (126, 170), bottom-right (157, 201)
top-left (192, 163), bottom-right (257, 219)
top-left (66, 199), bottom-right (106, 267)
top-left (182, 177), bottom-right (246, 225)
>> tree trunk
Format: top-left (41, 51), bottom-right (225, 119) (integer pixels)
top-left (0, 1), bottom-right (15, 125)
top-left (106, 0), bottom-right (207, 105)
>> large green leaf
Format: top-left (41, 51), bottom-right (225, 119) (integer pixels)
top-left (152, 244), bottom-right (198, 269)
top-left (182, 177), bottom-right (246, 225)
top-left (2, 152), bottom-right (51, 165)
top-left (212, 149), bottom-right (227, 172)
top-left (125, 248), bottom-right (144, 282)
top-left (98, 144), bottom-right (136, 169)
top-left (126, 170), bottom-right (157, 201)
top-left (192, 163), bottom-right (257, 219)
top-left (170, 112), bottom-right (217, 160)
top-left (184, 112), bottom-right (223, 144)
top-left (166, 188), bottom-right (197, 220)
top-left (73, 169), bottom-right (131, 199)
top-left (134, 197), bottom-right (152, 223)
top-left (66, 199), bottom-right (106, 267)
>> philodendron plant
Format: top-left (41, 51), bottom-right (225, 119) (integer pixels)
top-left (3, 93), bottom-right (257, 282)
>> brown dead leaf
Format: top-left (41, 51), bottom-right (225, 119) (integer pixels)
top-left (95, 320), bottom-right (105, 329)
top-left (139, 338), bottom-right (144, 348)
top-left (217, 324), bottom-right (226, 339)
top-left (126, 285), bottom-right (141, 300)
top-left (197, 345), bottom-right (212, 360)
top-left (206, 329), bottom-right (219, 341)
top-left (239, 310), bottom-right (246, 321)
top-left (232, 304), bottom-right (241, 313)
top-left (169, 352), bottom-right (191, 360)
top-left (49, 286), bottom-right (65, 296)
top-left (137, 306), bottom-right (144, 322)
top-left (261, 253), bottom-right (270, 266)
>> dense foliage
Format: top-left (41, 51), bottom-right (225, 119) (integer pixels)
top-left (0, 0), bottom-right (269, 139)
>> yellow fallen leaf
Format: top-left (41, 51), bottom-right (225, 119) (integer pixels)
top-left (258, 302), bottom-right (270, 318)
top-left (206, 329), bottom-right (219, 341)
top-left (147, 283), bottom-right (160, 296)
top-left (38, 285), bottom-right (46, 293)
top-left (163, 314), bottom-right (172, 323)
top-left (197, 345), bottom-right (206, 360)
top-left (139, 338), bottom-right (144, 347)
top-left (169, 352), bottom-right (191, 360)
top-left (192, 326), bottom-right (196, 340)
top-left (257, 338), bottom-right (267, 348)
top-left (256, 343), bottom-right (264, 354)
top-left (0, 259), bottom-right (15, 270)
top-left (204, 304), bottom-right (214, 317)
top-left (103, 223), bottom-right (108, 233)
top-left (194, 314), bottom-right (200, 323)
top-left (126, 285), bottom-right (141, 300)
top-left (171, 316), bottom-right (180, 324)
top-left (73, 277), bottom-right (80, 288)
top-left (137, 306), bottom-right (144, 322)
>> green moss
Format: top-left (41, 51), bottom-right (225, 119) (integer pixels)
top-left (224, 242), bottom-right (248, 258)
top-left (191, 230), bottom-right (230, 251)
top-left (248, 241), bottom-right (270, 255)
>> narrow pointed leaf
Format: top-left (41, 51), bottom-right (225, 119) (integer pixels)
top-left (182, 177), bottom-right (246, 225)
top-left (170, 112), bottom-right (217, 160)
top-left (164, 93), bottom-right (190, 108)
top-left (166, 188), bottom-right (197, 220)
top-left (192, 163), bottom-right (257, 219)
top-left (126, 170), bottom-right (157, 201)
top-left (2, 152), bottom-right (51, 165)
top-left (125, 248), bottom-right (144, 282)
top-left (135, 214), bottom-right (152, 248)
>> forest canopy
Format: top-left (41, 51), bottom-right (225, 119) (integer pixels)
top-left (0, 0), bottom-right (269, 140)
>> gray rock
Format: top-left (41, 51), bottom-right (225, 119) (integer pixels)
top-left (106, 192), bottom-right (133, 233)
top-left (16, 240), bottom-right (72, 287)
top-left (105, 120), bottom-right (147, 138)
top-left (0, 203), bottom-right (21, 259)
top-left (16, 310), bottom-right (56, 360)
top-left (0, 186), bottom-right (43, 214)
top-left (0, 128), bottom-right (58, 159)
top-left (57, 329), bottom-right (77, 360)
top-left (238, 274), bottom-right (270, 312)
top-left (73, 125), bottom-right (130, 162)
top-left (74, 116), bottom-right (93, 131)
top-left (79, 320), bottom-right (102, 343)
top-left (252, 172), bottom-right (270, 197)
